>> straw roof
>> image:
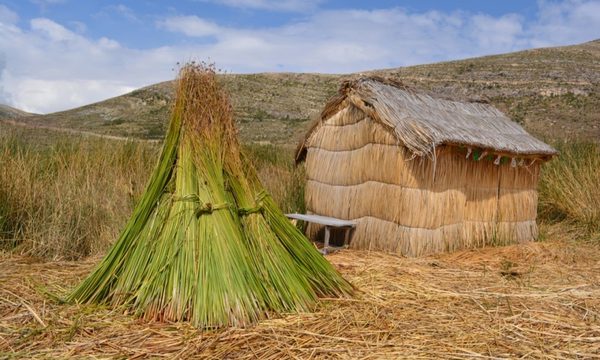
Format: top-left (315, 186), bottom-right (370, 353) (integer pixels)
top-left (297, 77), bottom-right (557, 161)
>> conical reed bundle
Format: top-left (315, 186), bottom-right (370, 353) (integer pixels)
top-left (68, 63), bottom-right (352, 328)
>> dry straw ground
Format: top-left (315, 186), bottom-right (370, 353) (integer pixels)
top-left (2, 224), bottom-right (599, 359)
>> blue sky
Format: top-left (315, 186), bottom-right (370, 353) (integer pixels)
top-left (0, 0), bottom-right (599, 113)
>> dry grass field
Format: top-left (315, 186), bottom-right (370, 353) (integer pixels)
top-left (1, 224), bottom-right (599, 359)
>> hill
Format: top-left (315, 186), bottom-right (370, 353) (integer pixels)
top-left (7, 39), bottom-right (600, 144)
top-left (371, 39), bottom-right (600, 143)
top-left (0, 104), bottom-right (33, 119)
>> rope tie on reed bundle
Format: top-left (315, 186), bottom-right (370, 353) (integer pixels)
top-left (195, 202), bottom-right (230, 217)
top-left (173, 190), bottom-right (271, 217)
top-left (238, 190), bottom-right (269, 216)
top-left (172, 194), bottom-right (232, 217)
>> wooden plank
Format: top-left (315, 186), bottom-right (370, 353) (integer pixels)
top-left (285, 213), bottom-right (357, 228)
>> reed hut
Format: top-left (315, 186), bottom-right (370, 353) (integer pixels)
top-left (296, 77), bottom-right (557, 257)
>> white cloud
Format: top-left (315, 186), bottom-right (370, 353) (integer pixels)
top-left (156, 8), bottom-right (533, 72)
top-left (30, 0), bottom-right (67, 13)
top-left (157, 16), bottom-right (221, 37)
top-left (0, 1), bottom-right (598, 114)
top-left (5, 76), bottom-right (137, 113)
top-left (98, 37), bottom-right (120, 49)
top-left (0, 5), bottom-right (18, 25)
top-left (0, 17), bottom-right (161, 113)
top-left (202, 0), bottom-right (323, 12)
top-left (104, 4), bottom-right (139, 22)
top-left (529, 0), bottom-right (600, 47)
top-left (31, 18), bottom-right (78, 42)
top-left (0, 54), bottom-right (11, 105)
top-left (468, 14), bottom-right (525, 51)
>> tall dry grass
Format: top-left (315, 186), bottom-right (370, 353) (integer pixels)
top-left (1, 128), bottom-right (597, 260)
top-left (538, 142), bottom-right (600, 239)
top-left (0, 132), bottom-right (304, 260)
top-left (0, 134), bottom-right (157, 259)
top-left (244, 144), bottom-right (306, 214)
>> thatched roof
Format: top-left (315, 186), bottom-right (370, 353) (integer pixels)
top-left (296, 77), bottom-right (557, 162)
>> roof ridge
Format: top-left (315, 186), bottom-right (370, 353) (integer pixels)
top-left (343, 76), bottom-right (491, 104)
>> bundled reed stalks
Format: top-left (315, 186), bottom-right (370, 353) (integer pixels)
top-left (67, 63), bottom-right (352, 328)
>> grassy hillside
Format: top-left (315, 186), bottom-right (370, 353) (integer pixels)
top-left (7, 74), bottom-right (340, 144)
top-left (0, 104), bottom-right (33, 119)
top-left (372, 39), bottom-right (600, 142)
top-left (7, 39), bottom-right (599, 144)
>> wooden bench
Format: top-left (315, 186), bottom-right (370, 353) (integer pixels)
top-left (285, 213), bottom-right (357, 254)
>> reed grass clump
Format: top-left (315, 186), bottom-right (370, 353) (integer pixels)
top-left (0, 128), bottom-right (304, 260)
top-left (539, 141), bottom-right (600, 236)
top-left (245, 143), bottom-right (306, 214)
top-left (67, 63), bottom-right (352, 328)
top-left (0, 134), bottom-right (156, 259)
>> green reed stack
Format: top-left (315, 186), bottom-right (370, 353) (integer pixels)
top-left (68, 63), bottom-right (352, 328)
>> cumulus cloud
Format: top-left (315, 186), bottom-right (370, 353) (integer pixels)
top-left (0, 55), bottom-right (12, 105)
top-left (157, 9), bottom-right (531, 72)
top-left (5, 76), bottom-right (137, 114)
top-left (0, 1), bottom-right (598, 113)
top-left (0, 16), bottom-right (175, 113)
top-left (31, 18), bottom-right (80, 42)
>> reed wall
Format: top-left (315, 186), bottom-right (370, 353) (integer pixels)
top-left (304, 105), bottom-right (541, 256)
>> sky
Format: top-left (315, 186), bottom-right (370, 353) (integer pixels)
top-left (0, 0), bottom-right (599, 114)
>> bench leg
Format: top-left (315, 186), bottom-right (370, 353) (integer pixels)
top-left (321, 226), bottom-right (331, 255)
top-left (343, 227), bottom-right (351, 248)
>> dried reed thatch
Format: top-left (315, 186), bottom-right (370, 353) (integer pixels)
top-left (296, 77), bottom-right (557, 256)
top-left (3, 236), bottom-right (600, 358)
top-left (67, 63), bottom-right (352, 328)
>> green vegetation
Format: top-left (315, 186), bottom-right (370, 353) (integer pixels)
top-left (3, 124), bottom-right (598, 260)
top-left (66, 65), bottom-right (351, 328)
top-left (244, 143), bottom-right (306, 214)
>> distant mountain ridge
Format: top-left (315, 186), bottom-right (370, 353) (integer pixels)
top-left (5, 39), bottom-right (600, 144)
